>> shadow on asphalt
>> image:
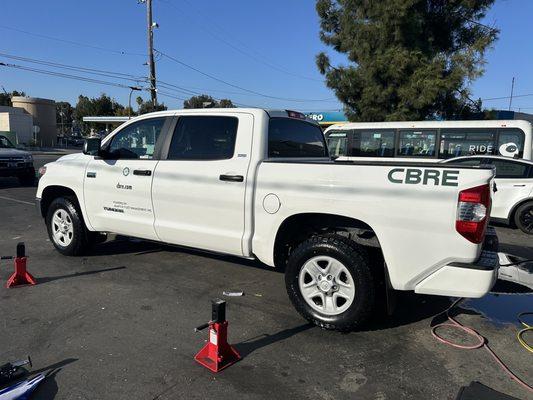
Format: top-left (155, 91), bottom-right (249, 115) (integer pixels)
top-left (38, 266), bottom-right (126, 284)
top-left (235, 323), bottom-right (315, 357)
top-left (29, 358), bottom-right (78, 400)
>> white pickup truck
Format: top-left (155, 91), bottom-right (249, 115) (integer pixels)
top-left (36, 109), bottom-right (499, 330)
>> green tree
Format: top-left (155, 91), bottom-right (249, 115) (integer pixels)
top-left (316, 0), bottom-right (498, 121)
top-left (183, 94), bottom-right (234, 109)
top-left (0, 90), bottom-right (26, 107)
top-left (137, 101), bottom-right (167, 115)
top-left (56, 101), bottom-right (74, 135)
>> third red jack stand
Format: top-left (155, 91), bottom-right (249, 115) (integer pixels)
top-left (194, 299), bottom-right (241, 373)
top-left (6, 243), bottom-right (36, 288)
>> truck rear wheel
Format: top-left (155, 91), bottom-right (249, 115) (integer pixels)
top-left (514, 201), bottom-right (533, 235)
top-left (46, 197), bottom-right (90, 256)
top-left (285, 234), bottom-right (375, 331)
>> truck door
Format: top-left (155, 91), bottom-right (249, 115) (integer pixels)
top-left (152, 113), bottom-right (253, 256)
top-left (83, 117), bottom-right (171, 240)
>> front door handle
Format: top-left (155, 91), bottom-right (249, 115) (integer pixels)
top-left (513, 184), bottom-right (526, 187)
top-left (133, 169), bottom-right (152, 176)
top-left (219, 174), bottom-right (244, 182)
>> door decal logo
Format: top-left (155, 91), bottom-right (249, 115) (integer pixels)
top-left (123, 167), bottom-right (130, 176)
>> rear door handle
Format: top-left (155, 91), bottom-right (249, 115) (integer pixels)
top-left (133, 169), bottom-right (152, 176)
top-left (219, 174), bottom-right (244, 182)
top-left (513, 184), bottom-right (526, 187)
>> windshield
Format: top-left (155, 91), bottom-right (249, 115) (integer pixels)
top-left (0, 135), bottom-right (15, 149)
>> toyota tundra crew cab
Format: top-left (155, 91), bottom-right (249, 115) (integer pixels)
top-left (36, 109), bottom-right (499, 330)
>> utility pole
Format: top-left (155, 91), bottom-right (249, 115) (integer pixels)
top-left (144, 0), bottom-right (157, 106)
top-left (508, 77), bottom-right (515, 111)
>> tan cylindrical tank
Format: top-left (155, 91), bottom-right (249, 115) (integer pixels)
top-left (11, 96), bottom-right (56, 147)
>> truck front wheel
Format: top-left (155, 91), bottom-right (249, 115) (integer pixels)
top-left (285, 234), bottom-right (376, 331)
top-left (45, 197), bottom-right (90, 256)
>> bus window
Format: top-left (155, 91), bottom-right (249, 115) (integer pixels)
top-left (326, 132), bottom-right (348, 157)
top-left (439, 129), bottom-right (496, 159)
top-left (497, 129), bottom-right (525, 158)
top-left (351, 130), bottom-right (395, 157)
top-left (398, 130), bottom-right (436, 157)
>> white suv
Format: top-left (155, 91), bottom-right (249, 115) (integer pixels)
top-left (444, 155), bottom-right (533, 234)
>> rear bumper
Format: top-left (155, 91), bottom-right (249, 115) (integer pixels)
top-left (415, 228), bottom-right (499, 298)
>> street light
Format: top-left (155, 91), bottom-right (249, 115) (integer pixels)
top-left (128, 86), bottom-right (143, 119)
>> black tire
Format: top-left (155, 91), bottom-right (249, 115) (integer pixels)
top-left (45, 197), bottom-right (90, 256)
top-left (514, 201), bottom-right (533, 235)
top-left (18, 170), bottom-right (35, 186)
top-left (285, 234), bottom-right (376, 331)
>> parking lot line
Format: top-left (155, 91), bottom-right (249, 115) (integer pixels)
top-left (0, 195), bottom-right (34, 206)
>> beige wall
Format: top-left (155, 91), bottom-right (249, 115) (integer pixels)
top-left (11, 96), bottom-right (56, 146)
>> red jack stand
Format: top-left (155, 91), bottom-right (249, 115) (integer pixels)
top-left (194, 299), bottom-right (240, 372)
top-left (6, 243), bottom-right (36, 288)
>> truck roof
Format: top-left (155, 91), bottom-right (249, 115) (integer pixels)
top-left (132, 108), bottom-right (319, 125)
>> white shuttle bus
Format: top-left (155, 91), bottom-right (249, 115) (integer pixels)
top-left (324, 120), bottom-right (532, 161)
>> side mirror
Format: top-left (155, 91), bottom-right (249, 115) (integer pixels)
top-left (83, 138), bottom-right (102, 156)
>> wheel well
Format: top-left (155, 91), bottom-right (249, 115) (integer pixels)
top-left (273, 213), bottom-right (381, 269)
top-left (40, 186), bottom-right (78, 218)
top-left (509, 198), bottom-right (533, 227)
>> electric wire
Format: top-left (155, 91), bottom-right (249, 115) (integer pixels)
top-left (155, 49), bottom-right (336, 103)
top-left (156, 0), bottom-right (324, 82)
top-left (0, 52), bottom-right (146, 83)
top-left (0, 25), bottom-right (146, 57)
top-left (431, 298), bottom-right (532, 393)
top-left (0, 62), bottom-right (143, 91)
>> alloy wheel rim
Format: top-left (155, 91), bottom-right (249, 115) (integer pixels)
top-left (51, 209), bottom-right (74, 247)
top-left (298, 255), bottom-right (355, 316)
top-left (520, 206), bottom-right (533, 233)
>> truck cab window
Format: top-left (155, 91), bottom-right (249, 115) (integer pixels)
top-left (167, 116), bottom-right (238, 160)
top-left (268, 118), bottom-right (327, 158)
top-left (107, 117), bottom-right (165, 159)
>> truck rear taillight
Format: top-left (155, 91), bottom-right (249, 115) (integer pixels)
top-left (456, 184), bottom-right (491, 244)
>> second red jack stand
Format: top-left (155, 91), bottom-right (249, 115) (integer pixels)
top-left (194, 299), bottom-right (241, 372)
top-left (6, 243), bottom-right (36, 288)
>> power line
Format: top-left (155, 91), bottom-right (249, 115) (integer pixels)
top-left (0, 25), bottom-right (146, 57)
top-left (0, 52), bottom-right (145, 82)
top-left (157, 0), bottom-right (324, 82)
top-left (156, 49), bottom-right (335, 103)
top-left (0, 61), bottom-right (144, 91)
top-left (482, 93), bottom-right (533, 101)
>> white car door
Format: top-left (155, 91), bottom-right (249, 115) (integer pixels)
top-left (83, 116), bottom-right (171, 240)
top-left (489, 159), bottom-right (533, 220)
top-left (152, 113), bottom-right (253, 256)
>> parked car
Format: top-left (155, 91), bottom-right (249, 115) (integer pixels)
top-left (443, 155), bottom-right (533, 234)
top-left (0, 135), bottom-right (35, 185)
top-left (37, 109), bottom-right (499, 331)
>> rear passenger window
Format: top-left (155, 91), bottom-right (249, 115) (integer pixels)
top-left (398, 130), bottom-right (436, 157)
top-left (167, 116), bottom-right (238, 160)
top-left (490, 160), bottom-right (530, 179)
top-left (269, 118), bottom-right (327, 158)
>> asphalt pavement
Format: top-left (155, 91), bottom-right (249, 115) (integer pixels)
top-left (0, 153), bottom-right (531, 400)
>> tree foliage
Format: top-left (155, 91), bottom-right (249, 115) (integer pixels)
top-left (0, 90), bottom-right (26, 107)
top-left (316, 0), bottom-right (498, 121)
top-left (183, 94), bottom-right (235, 109)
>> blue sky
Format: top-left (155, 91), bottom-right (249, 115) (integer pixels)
top-left (0, 0), bottom-right (531, 113)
